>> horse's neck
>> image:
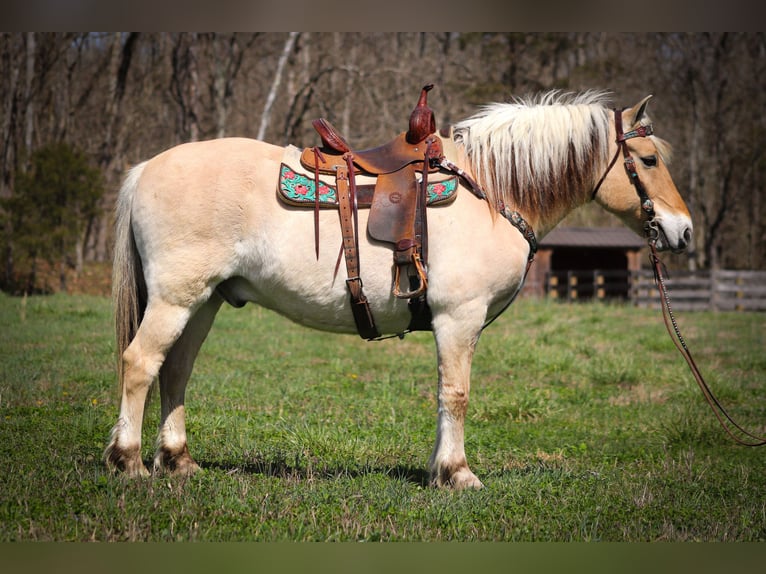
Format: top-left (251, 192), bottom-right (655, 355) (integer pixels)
top-left (444, 134), bottom-right (590, 239)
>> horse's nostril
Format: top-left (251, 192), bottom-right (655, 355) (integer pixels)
top-left (683, 227), bottom-right (692, 244)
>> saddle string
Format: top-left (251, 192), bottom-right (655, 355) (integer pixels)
top-left (346, 153), bottom-right (361, 266)
top-left (310, 146), bottom-right (352, 285)
top-left (312, 146), bottom-right (325, 260)
top-left (649, 244), bottom-right (766, 446)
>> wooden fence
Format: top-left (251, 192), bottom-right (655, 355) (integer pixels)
top-left (631, 269), bottom-right (766, 311)
top-left (544, 269), bottom-right (766, 311)
top-left (546, 270), bottom-right (632, 301)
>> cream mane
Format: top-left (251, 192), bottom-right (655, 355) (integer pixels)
top-left (453, 90), bottom-right (613, 223)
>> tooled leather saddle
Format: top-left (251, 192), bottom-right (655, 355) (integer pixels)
top-left (298, 84), bottom-right (446, 340)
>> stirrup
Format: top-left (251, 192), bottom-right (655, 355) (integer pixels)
top-left (393, 254), bottom-right (428, 299)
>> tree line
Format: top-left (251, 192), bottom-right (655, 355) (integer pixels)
top-left (1, 32), bottom-right (764, 292)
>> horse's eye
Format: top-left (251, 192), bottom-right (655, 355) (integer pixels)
top-left (641, 155), bottom-right (658, 168)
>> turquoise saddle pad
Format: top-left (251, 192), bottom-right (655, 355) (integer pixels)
top-left (278, 164), bottom-right (459, 208)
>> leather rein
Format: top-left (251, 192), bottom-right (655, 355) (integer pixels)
top-left (600, 108), bottom-right (766, 447)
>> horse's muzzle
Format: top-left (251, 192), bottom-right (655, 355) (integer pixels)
top-left (655, 217), bottom-right (693, 254)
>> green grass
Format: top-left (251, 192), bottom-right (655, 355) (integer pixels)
top-left (1, 293), bottom-right (764, 541)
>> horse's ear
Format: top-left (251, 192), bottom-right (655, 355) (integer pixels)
top-left (626, 95), bottom-right (653, 126)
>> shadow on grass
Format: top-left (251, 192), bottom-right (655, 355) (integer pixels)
top-left (199, 457), bottom-right (431, 487)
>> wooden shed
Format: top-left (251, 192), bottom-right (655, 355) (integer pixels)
top-left (523, 227), bottom-right (646, 300)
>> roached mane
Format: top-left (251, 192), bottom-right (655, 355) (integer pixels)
top-left (453, 90), bottom-right (613, 222)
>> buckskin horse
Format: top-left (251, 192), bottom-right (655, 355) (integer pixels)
top-left (105, 89), bottom-right (692, 489)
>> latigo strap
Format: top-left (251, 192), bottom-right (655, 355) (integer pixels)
top-left (335, 158), bottom-right (380, 339)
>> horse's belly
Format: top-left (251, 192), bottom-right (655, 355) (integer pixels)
top-left (215, 271), bottom-right (412, 335)
top-left (214, 275), bottom-right (350, 333)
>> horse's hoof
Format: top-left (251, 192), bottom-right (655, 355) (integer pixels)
top-left (104, 443), bottom-right (150, 477)
top-left (448, 468), bottom-right (485, 490)
top-left (158, 459), bottom-right (201, 477)
top-left (105, 457), bottom-right (150, 477)
top-left (153, 444), bottom-right (200, 476)
top-left (430, 464), bottom-right (484, 490)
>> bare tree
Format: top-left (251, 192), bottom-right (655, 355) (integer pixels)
top-left (82, 32), bottom-right (139, 263)
top-left (209, 33), bottom-right (259, 139)
top-left (23, 32), bottom-right (35, 160)
top-left (655, 33), bottom-right (766, 269)
top-left (0, 33), bottom-right (23, 193)
top-left (257, 32), bottom-right (299, 141)
top-left (170, 33), bottom-right (203, 142)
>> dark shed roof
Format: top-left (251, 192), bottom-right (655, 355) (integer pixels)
top-left (540, 227), bottom-right (646, 249)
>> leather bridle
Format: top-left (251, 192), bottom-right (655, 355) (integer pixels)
top-left (592, 108), bottom-right (659, 243)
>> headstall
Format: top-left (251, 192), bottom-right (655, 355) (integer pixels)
top-left (591, 107), bottom-right (658, 243)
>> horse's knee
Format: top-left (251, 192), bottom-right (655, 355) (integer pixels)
top-left (440, 385), bottom-right (469, 420)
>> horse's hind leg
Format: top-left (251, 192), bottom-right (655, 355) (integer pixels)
top-left (105, 299), bottom-right (195, 477)
top-left (154, 294), bottom-right (223, 475)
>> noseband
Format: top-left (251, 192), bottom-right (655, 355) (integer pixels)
top-left (591, 108), bottom-right (659, 244)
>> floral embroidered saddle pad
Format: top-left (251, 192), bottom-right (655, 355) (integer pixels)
top-left (277, 161), bottom-right (458, 209)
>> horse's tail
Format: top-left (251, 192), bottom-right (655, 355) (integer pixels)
top-left (112, 162), bottom-right (148, 392)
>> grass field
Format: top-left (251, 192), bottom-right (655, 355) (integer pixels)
top-left (1, 292), bottom-right (764, 541)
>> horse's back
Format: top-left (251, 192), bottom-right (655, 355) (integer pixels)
top-left (140, 137), bottom-right (283, 196)
top-left (133, 137), bottom-right (283, 226)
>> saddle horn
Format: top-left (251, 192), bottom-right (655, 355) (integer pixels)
top-left (406, 84), bottom-right (436, 144)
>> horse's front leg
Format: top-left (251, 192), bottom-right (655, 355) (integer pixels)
top-left (428, 304), bottom-right (486, 489)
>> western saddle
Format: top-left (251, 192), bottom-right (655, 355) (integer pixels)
top-left (300, 84), bottom-right (445, 340)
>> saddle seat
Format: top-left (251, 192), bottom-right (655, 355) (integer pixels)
top-left (303, 82), bottom-right (439, 176)
top-left (301, 118), bottom-right (441, 176)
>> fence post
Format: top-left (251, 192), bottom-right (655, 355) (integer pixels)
top-left (594, 270), bottom-right (605, 300)
top-left (736, 274), bottom-right (744, 312)
top-left (711, 269), bottom-right (719, 311)
top-left (568, 272), bottom-right (578, 301)
top-left (548, 273), bottom-right (559, 299)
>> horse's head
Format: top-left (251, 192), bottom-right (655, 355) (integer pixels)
top-left (593, 96), bottom-right (693, 253)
